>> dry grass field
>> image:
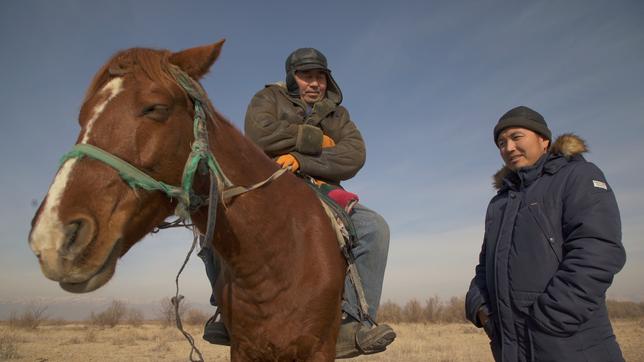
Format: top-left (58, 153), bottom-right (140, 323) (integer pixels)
top-left (1, 319), bottom-right (642, 361)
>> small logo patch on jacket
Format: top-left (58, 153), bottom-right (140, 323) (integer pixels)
top-left (593, 180), bottom-right (608, 190)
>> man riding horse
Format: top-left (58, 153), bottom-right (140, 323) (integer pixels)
top-left (200, 48), bottom-right (396, 358)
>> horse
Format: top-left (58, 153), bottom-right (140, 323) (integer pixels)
top-left (28, 40), bottom-right (346, 361)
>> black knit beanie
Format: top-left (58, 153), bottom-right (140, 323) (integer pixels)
top-left (493, 106), bottom-right (552, 144)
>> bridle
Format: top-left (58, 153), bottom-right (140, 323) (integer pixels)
top-left (59, 65), bottom-right (286, 241)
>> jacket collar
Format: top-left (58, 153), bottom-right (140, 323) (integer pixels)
top-left (493, 133), bottom-right (589, 191)
top-left (269, 82), bottom-right (338, 125)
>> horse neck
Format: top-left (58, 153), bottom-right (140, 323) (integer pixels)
top-left (186, 111), bottom-right (338, 294)
top-left (208, 113), bottom-right (278, 186)
top-left (189, 113), bottom-right (307, 285)
top-left (188, 112), bottom-right (280, 232)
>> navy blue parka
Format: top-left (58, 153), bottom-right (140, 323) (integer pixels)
top-left (466, 134), bottom-right (626, 362)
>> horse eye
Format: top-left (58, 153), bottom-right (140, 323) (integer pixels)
top-left (142, 104), bottom-right (167, 114)
top-left (141, 104), bottom-right (170, 122)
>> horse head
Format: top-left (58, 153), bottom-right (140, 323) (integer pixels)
top-left (29, 40), bottom-right (225, 293)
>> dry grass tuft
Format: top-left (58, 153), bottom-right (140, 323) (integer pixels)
top-left (0, 334), bottom-right (20, 360)
top-left (89, 300), bottom-right (127, 328)
top-left (184, 308), bottom-right (208, 326)
top-left (62, 336), bottom-right (82, 345)
top-left (111, 334), bottom-right (137, 346)
top-left (150, 337), bottom-right (171, 353)
top-left (7, 303), bottom-right (48, 330)
top-left (125, 308), bottom-right (145, 327)
top-left (84, 328), bottom-right (97, 343)
top-left (608, 300), bottom-right (644, 319)
top-left (379, 296), bottom-right (466, 324)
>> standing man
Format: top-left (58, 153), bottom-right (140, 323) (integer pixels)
top-left (203, 48), bottom-right (396, 358)
top-left (466, 106), bottom-right (626, 361)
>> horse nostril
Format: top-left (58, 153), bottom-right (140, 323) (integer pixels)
top-left (63, 221), bottom-right (82, 252)
top-left (62, 216), bottom-right (96, 257)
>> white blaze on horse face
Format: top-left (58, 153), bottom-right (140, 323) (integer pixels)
top-left (30, 78), bottom-right (124, 255)
top-left (81, 77), bottom-right (124, 144)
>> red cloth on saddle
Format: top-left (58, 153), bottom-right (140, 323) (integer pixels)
top-left (327, 188), bottom-right (359, 209)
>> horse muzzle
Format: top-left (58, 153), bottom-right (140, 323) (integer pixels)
top-left (58, 238), bottom-right (123, 293)
top-left (30, 226), bottom-right (123, 293)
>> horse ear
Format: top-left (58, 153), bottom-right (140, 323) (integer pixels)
top-left (169, 39), bottom-right (225, 79)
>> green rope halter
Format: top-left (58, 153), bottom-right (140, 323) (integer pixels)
top-left (59, 66), bottom-right (231, 220)
top-left (60, 143), bottom-right (185, 199)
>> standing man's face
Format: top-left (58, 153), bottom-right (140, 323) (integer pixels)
top-left (294, 69), bottom-right (327, 105)
top-left (497, 127), bottom-right (550, 171)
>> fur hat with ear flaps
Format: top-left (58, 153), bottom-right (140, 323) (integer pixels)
top-left (284, 48), bottom-right (343, 105)
top-left (492, 133), bottom-right (589, 190)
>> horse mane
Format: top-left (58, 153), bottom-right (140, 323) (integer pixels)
top-left (83, 48), bottom-right (175, 103)
top-left (82, 47), bottom-right (235, 131)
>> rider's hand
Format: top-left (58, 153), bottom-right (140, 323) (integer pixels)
top-left (276, 154), bottom-right (299, 172)
top-left (322, 135), bottom-right (336, 148)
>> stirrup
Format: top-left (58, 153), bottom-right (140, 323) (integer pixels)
top-left (203, 309), bottom-right (230, 346)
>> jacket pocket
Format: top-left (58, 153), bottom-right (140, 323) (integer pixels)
top-left (528, 319), bottom-right (585, 361)
top-left (511, 290), bottom-right (540, 317)
top-left (527, 202), bottom-right (563, 263)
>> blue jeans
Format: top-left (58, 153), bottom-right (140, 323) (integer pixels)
top-left (198, 202), bottom-right (390, 324)
top-left (341, 203), bottom-right (390, 324)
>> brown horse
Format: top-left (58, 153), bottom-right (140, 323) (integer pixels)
top-left (28, 40), bottom-right (346, 361)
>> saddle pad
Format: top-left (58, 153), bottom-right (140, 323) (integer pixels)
top-left (305, 181), bottom-right (358, 245)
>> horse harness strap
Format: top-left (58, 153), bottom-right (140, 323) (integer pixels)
top-left (60, 141), bottom-right (286, 210)
top-left (222, 167), bottom-right (288, 200)
top-left (60, 143), bottom-right (185, 200)
top-left (312, 185), bottom-right (374, 325)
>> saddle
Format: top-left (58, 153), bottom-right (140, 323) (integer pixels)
top-left (302, 177), bottom-right (359, 244)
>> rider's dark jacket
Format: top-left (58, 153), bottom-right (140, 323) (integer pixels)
top-left (244, 81), bottom-right (365, 186)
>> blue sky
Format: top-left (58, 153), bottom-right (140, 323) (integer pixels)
top-left (1, 0), bottom-right (643, 310)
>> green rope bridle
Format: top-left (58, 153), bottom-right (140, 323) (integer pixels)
top-left (59, 66), bottom-right (233, 220)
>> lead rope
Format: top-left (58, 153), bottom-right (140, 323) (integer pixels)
top-left (172, 228), bottom-right (204, 362)
top-left (172, 167), bottom-right (220, 362)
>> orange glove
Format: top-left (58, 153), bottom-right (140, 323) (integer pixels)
top-left (276, 154), bottom-right (299, 172)
top-left (322, 135), bottom-right (336, 148)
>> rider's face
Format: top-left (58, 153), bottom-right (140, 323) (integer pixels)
top-left (294, 69), bottom-right (327, 105)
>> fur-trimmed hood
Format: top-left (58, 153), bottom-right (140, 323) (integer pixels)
top-left (493, 133), bottom-right (588, 190)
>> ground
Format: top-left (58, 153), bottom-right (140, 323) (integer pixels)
top-left (1, 320), bottom-right (642, 361)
